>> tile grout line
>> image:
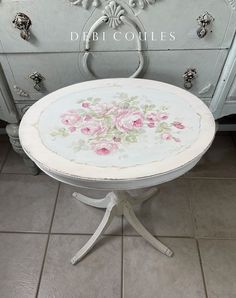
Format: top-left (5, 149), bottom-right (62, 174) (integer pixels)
top-left (35, 182), bottom-right (61, 298)
top-left (187, 182), bottom-right (198, 239)
top-left (196, 239), bottom-right (209, 298)
top-left (121, 215), bottom-right (124, 298)
top-left (0, 231), bottom-right (48, 235)
top-left (0, 229), bottom-right (236, 240)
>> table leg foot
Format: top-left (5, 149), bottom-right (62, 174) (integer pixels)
top-left (70, 198), bottom-right (117, 265)
top-left (123, 201), bottom-right (174, 257)
top-left (72, 192), bottom-right (112, 208)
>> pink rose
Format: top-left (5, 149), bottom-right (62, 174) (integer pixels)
top-left (92, 141), bottom-right (118, 155)
top-left (68, 126), bottom-right (76, 132)
top-left (91, 103), bottom-right (113, 116)
top-left (83, 115), bottom-right (92, 121)
top-left (116, 110), bottom-right (144, 132)
top-left (61, 111), bottom-right (81, 126)
top-left (147, 122), bottom-right (155, 128)
top-left (82, 101), bottom-right (90, 108)
top-left (146, 112), bottom-right (159, 122)
top-left (80, 121), bottom-right (106, 136)
top-left (162, 133), bottom-right (172, 140)
top-left (172, 121), bottom-right (185, 129)
top-left (157, 113), bottom-right (168, 121)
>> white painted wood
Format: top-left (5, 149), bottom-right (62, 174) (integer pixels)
top-left (80, 0), bottom-right (236, 51)
top-left (19, 78), bottom-right (215, 188)
top-left (0, 0), bottom-right (94, 53)
top-left (71, 195), bottom-right (117, 264)
top-left (72, 191), bottom-right (112, 208)
top-left (19, 78), bottom-right (215, 263)
top-left (0, 62), bottom-right (18, 123)
top-left (123, 199), bottom-right (173, 257)
top-left (0, 0), bottom-right (235, 53)
top-left (226, 75), bottom-right (236, 102)
top-left (210, 34), bottom-right (236, 118)
top-left (4, 50), bottom-right (226, 102)
top-left (71, 190), bottom-right (173, 264)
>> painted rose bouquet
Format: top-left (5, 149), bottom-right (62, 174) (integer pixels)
top-left (50, 93), bottom-right (185, 155)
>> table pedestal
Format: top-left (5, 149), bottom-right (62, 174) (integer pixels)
top-left (71, 188), bottom-right (173, 265)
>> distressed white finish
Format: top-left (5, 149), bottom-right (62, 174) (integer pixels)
top-left (19, 78), bottom-right (215, 263)
top-left (69, 0), bottom-right (100, 9)
top-left (210, 33), bottom-right (236, 118)
top-left (0, 0), bottom-right (236, 52)
top-left (71, 188), bottom-right (172, 265)
top-left (0, 68), bottom-right (18, 123)
top-left (82, 1), bottom-right (144, 78)
top-left (19, 78), bottom-right (215, 184)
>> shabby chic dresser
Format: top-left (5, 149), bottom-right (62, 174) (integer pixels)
top-left (0, 0), bottom-right (236, 173)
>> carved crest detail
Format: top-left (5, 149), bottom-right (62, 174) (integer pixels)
top-left (103, 1), bottom-right (125, 29)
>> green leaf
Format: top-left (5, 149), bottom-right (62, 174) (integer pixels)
top-left (50, 127), bottom-right (69, 137)
top-left (125, 135), bottom-right (137, 143)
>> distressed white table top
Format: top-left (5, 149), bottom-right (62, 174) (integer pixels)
top-left (19, 78), bottom-right (215, 181)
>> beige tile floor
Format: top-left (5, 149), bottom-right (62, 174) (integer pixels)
top-left (0, 132), bottom-right (236, 298)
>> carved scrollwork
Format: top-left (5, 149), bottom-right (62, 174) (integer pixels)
top-left (129, 0), bottom-right (156, 10)
top-left (69, 0), bottom-right (100, 9)
top-left (69, 0), bottom-right (156, 10)
top-left (227, 0), bottom-right (236, 10)
top-left (20, 104), bottom-right (31, 115)
top-left (13, 85), bottom-right (29, 97)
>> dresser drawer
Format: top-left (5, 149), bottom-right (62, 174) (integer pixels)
top-left (135, 0), bottom-right (236, 50)
top-left (0, 0), bottom-right (94, 53)
top-left (84, 0), bottom-right (236, 51)
top-left (15, 97), bottom-right (212, 120)
top-left (0, 0), bottom-right (235, 53)
top-left (79, 49), bottom-right (227, 98)
top-left (5, 51), bottom-right (142, 101)
top-left (4, 49), bottom-right (226, 102)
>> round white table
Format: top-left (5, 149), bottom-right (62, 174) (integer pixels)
top-left (19, 78), bottom-right (215, 265)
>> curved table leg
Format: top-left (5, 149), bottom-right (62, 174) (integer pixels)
top-left (123, 201), bottom-right (174, 257)
top-left (71, 199), bottom-right (117, 265)
top-left (127, 187), bottom-right (159, 205)
top-left (72, 192), bottom-right (112, 208)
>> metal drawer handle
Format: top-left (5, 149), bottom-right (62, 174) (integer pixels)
top-left (29, 72), bottom-right (45, 91)
top-left (13, 13), bottom-right (32, 41)
top-left (183, 68), bottom-right (197, 89)
top-left (82, 1), bottom-right (144, 79)
top-left (196, 12), bottom-right (214, 38)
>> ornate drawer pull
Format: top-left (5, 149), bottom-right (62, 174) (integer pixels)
top-left (196, 12), bottom-right (214, 38)
top-left (13, 13), bottom-right (32, 41)
top-left (183, 68), bottom-right (197, 89)
top-left (82, 1), bottom-right (144, 79)
top-left (29, 72), bottom-right (45, 91)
